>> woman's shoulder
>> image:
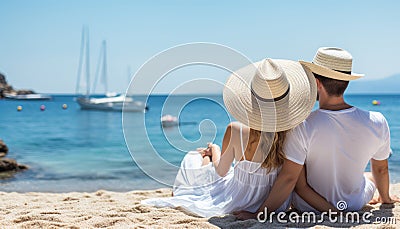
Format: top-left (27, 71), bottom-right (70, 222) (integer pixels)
top-left (226, 122), bottom-right (250, 142)
top-left (227, 122), bottom-right (249, 133)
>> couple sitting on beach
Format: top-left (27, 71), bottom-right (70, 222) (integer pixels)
top-left (143, 47), bottom-right (399, 219)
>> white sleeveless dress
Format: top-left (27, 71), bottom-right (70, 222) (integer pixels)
top-left (142, 127), bottom-right (292, 217)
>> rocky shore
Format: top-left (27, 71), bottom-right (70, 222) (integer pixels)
top-left (0, 139), bottom-right (28, 179)
top-left (0, 73), bottom-right (35, 98)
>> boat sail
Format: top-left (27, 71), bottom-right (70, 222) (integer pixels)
top-left (75, 27), bottom-right (147, 112)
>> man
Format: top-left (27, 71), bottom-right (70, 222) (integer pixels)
top-left (235, 47), bottom-right (398, 219)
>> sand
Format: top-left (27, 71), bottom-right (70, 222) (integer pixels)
top-left (0, 185), bottom-right (399, 228)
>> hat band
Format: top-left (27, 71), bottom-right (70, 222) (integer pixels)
top-left (334, 69), bottom-right (351, 75)
top-left (312, 62), bottom-right (351, 75)
top-left (250, 85), bottom-right (290, 102)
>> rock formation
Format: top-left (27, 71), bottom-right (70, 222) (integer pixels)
top-left (0, 158), bottom-right (28, 172)
top-left (0, 73), bottom-right (35, 98)
top-left (0, 139), bottom-right (8, 157)
top-left (0, 139), bottom-right (28, 178)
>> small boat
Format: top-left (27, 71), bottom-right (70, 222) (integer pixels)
top-left (161, 115), bottom-right (178, 127)
top-left (77, 94), bottom-right (147, 112)
top-left (4, 93), bottom-right (52, 100)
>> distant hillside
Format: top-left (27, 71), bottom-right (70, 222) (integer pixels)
top-left (347, 74), bottom-right (400, 94)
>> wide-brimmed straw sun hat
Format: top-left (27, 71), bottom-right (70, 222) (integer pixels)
top-left (223, 58), bottom-right (317, 132)
top-left (299, 47), bottom-right (364, 81)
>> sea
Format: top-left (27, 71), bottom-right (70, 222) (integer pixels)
top-left (0, 94), bottom-right (399, 192)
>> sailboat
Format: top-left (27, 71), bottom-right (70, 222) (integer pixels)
top-left (75, 27), bottom-right (147, 112)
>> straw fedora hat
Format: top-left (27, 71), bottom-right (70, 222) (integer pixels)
top-left (223, 59), bottom-right (317, 132)
top-left (300, 47), bottom-right (364, 81)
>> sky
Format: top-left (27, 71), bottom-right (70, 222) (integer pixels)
top-left (0, 0), bottom-right (399, 94)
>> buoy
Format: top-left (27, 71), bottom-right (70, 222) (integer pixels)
top-left (17, 105), bottom-right (22, 111)
top-left (40, 105), bottom-right (46, 111)
top-left (62, 104), bottom-right (68, 110)
top-left (372, 100), bottom-right (381, 106)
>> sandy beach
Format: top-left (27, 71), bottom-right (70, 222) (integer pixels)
top-left (0, 184), bottom-right (398, 228)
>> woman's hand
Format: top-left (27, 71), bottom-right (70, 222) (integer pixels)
top-left (207, 142), bottom-right (223, 171)
top-left (197, 147), bottom-right (212, 158)
top-left (197, 143), bottom-right (221, 158)
top-left (208, 143), bottom-right (221, 158)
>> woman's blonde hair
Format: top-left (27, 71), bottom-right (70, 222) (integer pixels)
top-left (248, 128), bottom-right (287, 172)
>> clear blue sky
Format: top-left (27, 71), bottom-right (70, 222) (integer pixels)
top-left (0, 0), bottom-right (399, 94)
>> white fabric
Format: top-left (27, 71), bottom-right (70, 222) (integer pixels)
top-left (292, 174), bottom-right (376, 213)
top-left (285, 107), bottom-right (392, 211)
top-left (142, 128), bottom-right (291, 217)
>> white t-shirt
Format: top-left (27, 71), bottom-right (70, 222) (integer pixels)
top-left (285, 107), bottom-right (392, 211)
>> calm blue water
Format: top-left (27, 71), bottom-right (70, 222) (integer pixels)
top-left (0, 94), bottom-right (399, 192)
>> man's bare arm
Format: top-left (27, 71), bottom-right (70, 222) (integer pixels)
top-left (294, 167), bottom-right (337, 212)
top-left (370, 159), bottom-right (399, 204)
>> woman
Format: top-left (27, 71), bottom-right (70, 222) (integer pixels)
top-left (142, 59), bottom-right (336, 217)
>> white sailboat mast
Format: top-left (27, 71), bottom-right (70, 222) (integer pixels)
top-left (102, 40), bottom-right (108, 93)
top-left (92, 40), bottom-right (108, 94)
top-left (75, 27), bottom-right (86, 94)
top-left (85, 27), bottom-right (91, 96)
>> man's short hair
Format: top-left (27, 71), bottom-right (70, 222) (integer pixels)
top-left (314, 73), bottom-right (349, 96)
